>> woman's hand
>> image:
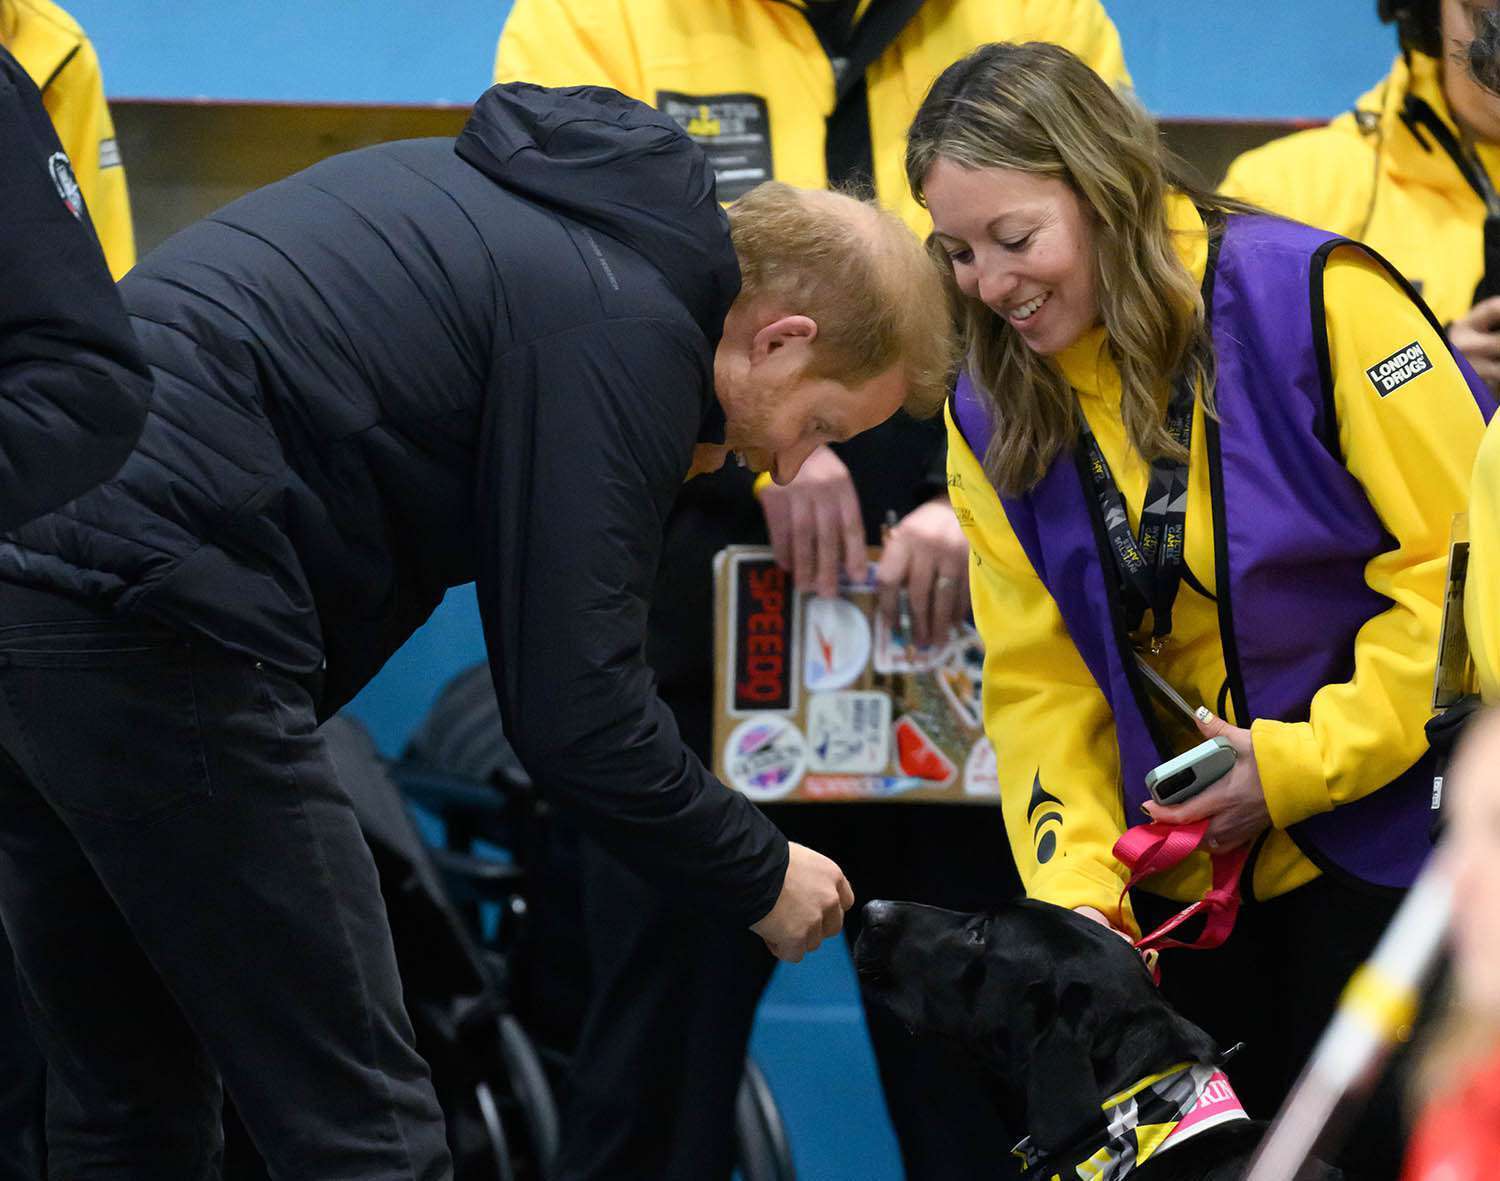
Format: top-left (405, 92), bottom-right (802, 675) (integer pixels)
top-left (1141, 711), bottom-right (1271, 851)
top-left (874, 495), bottom-right (971, 647)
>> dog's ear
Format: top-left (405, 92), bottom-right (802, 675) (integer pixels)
top-left (1018, 981), bottom-right (1108, 1156)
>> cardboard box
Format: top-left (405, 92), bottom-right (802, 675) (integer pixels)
top-left (711, 545), bottom-right (998, 804)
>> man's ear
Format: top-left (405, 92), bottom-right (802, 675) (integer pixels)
top-left (1020, 982), bottom-right (1107, 1156)
top-left (749, 314), bottom-right (818, 362)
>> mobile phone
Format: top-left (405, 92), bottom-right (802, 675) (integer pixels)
top-left (1145, 737), bottom-right (1236, 806)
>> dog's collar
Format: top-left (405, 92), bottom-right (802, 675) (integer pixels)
top-left (1011, 1061), bottom-right (1250, 1179)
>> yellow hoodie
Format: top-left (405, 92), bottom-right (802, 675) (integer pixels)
top-left (494, 0), bottom-right (1129, 240)
top-left (4, 0), bottom-right (134, 279)
top-left (947, 198), bottom-right (1487, 928)
top-left (1222, 52), bottom-right (1499, 328)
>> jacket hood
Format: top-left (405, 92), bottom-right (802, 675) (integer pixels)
top-left (1360, 52), bottom-right (1500, 198)
top-left (456, 82), bottom-right (740, 339)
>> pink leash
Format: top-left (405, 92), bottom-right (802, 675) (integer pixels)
top-left (1112, 819), bottom-right (1250, 957)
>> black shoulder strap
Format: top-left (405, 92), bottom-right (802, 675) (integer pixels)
top-left (832, 0), bottom-right (926, 102)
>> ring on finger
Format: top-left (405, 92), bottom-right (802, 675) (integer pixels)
top-left (935, 574), bottom-right (960, 590)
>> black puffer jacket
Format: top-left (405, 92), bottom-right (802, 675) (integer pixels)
top-left (0, 82), bottom-right (788, 924)
top-left (0, 46), bottom-right (148, 531)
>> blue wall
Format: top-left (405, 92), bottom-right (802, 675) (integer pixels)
top-left (71, 2), bottom-right (1397, 119)
top-left (67, 3), bottom-right (1408, 1177)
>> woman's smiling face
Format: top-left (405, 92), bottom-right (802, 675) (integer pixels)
top-left (922, 157), bottom-right (1100, 356)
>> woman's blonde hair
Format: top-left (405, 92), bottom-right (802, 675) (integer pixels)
top-left (906, 41), bottom-right (1252, 494)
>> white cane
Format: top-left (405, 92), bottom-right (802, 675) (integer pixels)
top-left (1243, 855), bottom-right (1453, 1181)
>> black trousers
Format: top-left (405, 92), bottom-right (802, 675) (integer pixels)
top-left (0, 585), bottom-right (451, 1180)
top-left (552, 803), bottom-right (1025, 1181)
top-left (1137, 873), bottom-right (1408, 1181)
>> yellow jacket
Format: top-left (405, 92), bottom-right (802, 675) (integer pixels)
top-left (948, 199), bottom-right (1487, 926)
top-left (1221, 52), bottom-right (1499, 329)
top-left (1468, 420), bottom-right (1500, 702)
top-left (495, 0), bottom-right (1129, 238)
top-left (4, 0), bottom-right (134, 278)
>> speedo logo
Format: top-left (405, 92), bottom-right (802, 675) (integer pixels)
top-left (1365, 341), bottom-right (1431, 397)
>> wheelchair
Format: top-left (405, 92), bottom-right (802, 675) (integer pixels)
top-left (393, 758), bottom-right (797, 1181)
top-left (392, 660), bottom-right (797, 1181)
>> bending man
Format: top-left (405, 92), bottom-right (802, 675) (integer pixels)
top-left (0, 82), bottom-right (953, 1179)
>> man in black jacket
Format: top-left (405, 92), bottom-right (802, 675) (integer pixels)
top-left (0, 82), bottom-right (953, 1178)
top-left (0, 43), bottom-right (151, 1181)
top-left (0, 46), bottom-right (148, 531)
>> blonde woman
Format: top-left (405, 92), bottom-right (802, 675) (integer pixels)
top-left (910, 41), bottom-right (1492, 1179)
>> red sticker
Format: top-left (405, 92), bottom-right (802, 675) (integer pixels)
top-left (894, 715), bottom-right (956, 784)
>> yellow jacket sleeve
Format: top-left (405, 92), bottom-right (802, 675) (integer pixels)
top-left (494, 0), bottom-right (645, 96)
top-left (947, 406), bottom-right (1138, 932)
top-left (41, 36), bottom-right (133, 279)
top-left (1466, 419), bottom-right (1500, 703)
top-left (1250, 248), bottom-right (1488, 828)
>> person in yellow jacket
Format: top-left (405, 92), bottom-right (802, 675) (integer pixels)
top-left (916, 42), bottom-right (1490, 1181)
top-left (1222, 0), bottom-right (1500, 387)
top-left (1468, 420), bottom-right (1500, 701)
top-left (1, 0), bottom-right (133, 279)
top-left (493, 3), bottom-right (1129, 1180)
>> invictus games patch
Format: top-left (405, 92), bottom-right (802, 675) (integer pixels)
top-left (656, 91), bottom-right (772, 201)
top-left (1365, 340), bottom-right (1432, 396)
top-left (47, 151), bottom-right (83, 220)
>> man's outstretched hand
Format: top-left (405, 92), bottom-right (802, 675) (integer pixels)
top-left (751, 842), bottom-right (855, 963)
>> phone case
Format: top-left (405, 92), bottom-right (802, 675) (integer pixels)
top-left (1144, 737), bottom-right (1236, 805)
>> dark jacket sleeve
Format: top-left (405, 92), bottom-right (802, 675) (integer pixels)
top-left (476, 316), bottom-right (790, 926)
top-left (0, 48), bottom-right (149, 532)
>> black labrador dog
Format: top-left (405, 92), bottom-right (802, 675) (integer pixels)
top-left (854, 899), bottom-right (1341, 1180)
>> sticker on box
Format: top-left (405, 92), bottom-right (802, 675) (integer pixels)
top-left (937, 631), bottom-right (984, 729)
top-left (806, 691), bottom-right (891, 772)
top-left (723, 716), bottom-right (807, 802)
top-left (964, 737), bottom-right (1000, 798)
top-left (804, 597), bottom-right (870, 691)
top-left (728, 553), bottom-right (796, 716)
top-left (873, 615), bottom-right (947, 674)
top-left (894, 714), bottom-right (957, 785)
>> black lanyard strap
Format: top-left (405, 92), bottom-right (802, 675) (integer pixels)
top-left (1079, 381), bottom-right (1195, 651)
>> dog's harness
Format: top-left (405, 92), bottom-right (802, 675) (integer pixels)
top-left (1011, 1060), bottom-right (1250, 1180)
top-left (1113, 820), bottom-right (1251, 958)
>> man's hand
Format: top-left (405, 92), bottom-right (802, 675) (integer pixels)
top-left (1073, 905), bottom-right (1132, 940)
top-left (1449, 296), bottom-right (1500, 391)
top-left (759, 445), bottom-right (865, 598)
top-left (874, 496), bottom-right (971, 647)
top-left (1141, 711), bottom-right (1271, 851)
top-left (751, 842), bottom-right (855, 963)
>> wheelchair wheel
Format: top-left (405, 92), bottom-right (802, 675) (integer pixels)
top-left (734, 1056), bottom-right (797, 1181)
top-left (497, 1012), bottom-right (561, 1174)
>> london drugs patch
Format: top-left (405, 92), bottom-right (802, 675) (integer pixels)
top-left (656, 91), bottom-right (773, 201)
top-left (1365, 341), bottom-right (1432, 396)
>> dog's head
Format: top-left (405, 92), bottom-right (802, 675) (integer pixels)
top-left (855, 898), bottom-right (1220, 1159)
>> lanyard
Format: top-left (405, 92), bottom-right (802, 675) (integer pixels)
top-left (1079, 381), bottom-right (1194, 652)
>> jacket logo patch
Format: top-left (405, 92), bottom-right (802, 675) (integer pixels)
top-left (99, 138), bottom-right (122, 170)
top-left (1365, 341), bottom-right (1431, 397)
top-left (1027, 771), bottom-right (1063, 864)
top-left (656, 90), bottom-right (772, 201)
top-left (47, 152), bottom-right (83, 220)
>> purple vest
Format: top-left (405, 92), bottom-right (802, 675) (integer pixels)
top-left (955, 215), bottom-right (1495, 890)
